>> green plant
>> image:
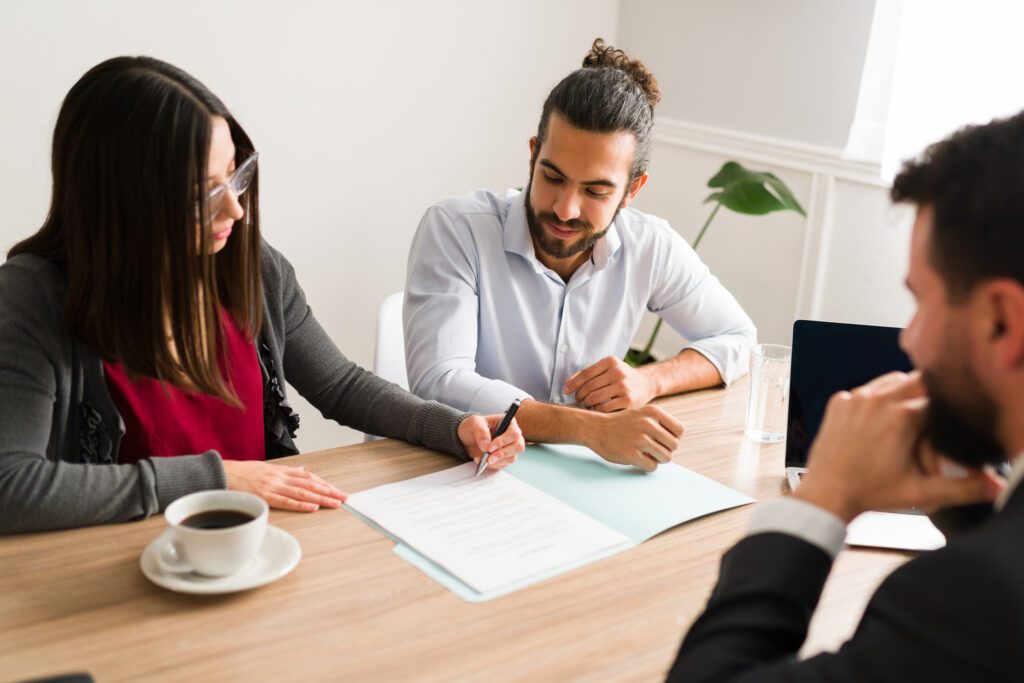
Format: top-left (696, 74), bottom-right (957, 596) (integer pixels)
top-left (625, 161), bottom-right (807, 367)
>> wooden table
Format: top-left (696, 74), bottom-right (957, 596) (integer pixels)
top-left (0, 379), bottom-right (911, 682)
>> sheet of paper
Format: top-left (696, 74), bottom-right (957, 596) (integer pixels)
top-left (347, 444), bottom-right (755, 601)
top-left (392, 537), bottom-right (629, 602)
top-left (345, 462), bottom-right (630, 594)
top-left (846, 511), bottom-right (945, 551)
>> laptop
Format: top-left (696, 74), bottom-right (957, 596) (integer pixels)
top-left (786, 320), bottom-right (946, 551)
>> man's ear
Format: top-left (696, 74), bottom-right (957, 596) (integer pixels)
top-left (978, 279), bottom-right (1024, 370)
top-left (620, 173), bottom-right (649, 208)
top-left (529, 137), bottom-right (538, 173)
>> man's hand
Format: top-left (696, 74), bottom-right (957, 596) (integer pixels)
top-left (564, 355), bottom-right (658, 412)
top-left (587, 404), bottom-right (684, 472)
top-left (222, 460), bottom-right (347, 512)
top-left (795, 371), bottom-right (1003, 523)
top-left (458, 414), bottom-right (525, 471)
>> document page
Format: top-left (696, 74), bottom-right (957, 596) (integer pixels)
top-left (345, 462), bottom-right (630, 594)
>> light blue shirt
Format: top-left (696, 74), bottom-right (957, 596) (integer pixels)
top-left (403, 189), bottom-right (757, 415)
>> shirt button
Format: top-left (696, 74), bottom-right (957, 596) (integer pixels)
top-left (558, 343), bottom-right (568, 353)
top-left (552, 396), bottom-right (562, 403)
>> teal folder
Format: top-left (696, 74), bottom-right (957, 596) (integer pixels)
top-left (351, 443), bottom-right (754, 602)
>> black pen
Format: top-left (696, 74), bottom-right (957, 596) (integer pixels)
top-left (475, 399), bottom-right (521, 476)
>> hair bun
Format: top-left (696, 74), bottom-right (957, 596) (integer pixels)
top-left (582, 38), bottom-right (661, 108)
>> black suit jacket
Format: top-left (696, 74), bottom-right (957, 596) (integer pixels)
top-left (667, 489), bottom-right (1024, 681)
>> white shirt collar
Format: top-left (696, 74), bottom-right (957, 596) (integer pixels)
top-left (502, 190), bottom-right (621, 277)
top-left (994, 451), bottom-right (1024, 511)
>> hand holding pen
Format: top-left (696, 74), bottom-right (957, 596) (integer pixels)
top-left (475, 399), bottom-right (522, 476)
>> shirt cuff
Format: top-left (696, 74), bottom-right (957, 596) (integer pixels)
top-left (467, 379), bottom-right (533, 416)
top-left (747, 498), bottom-right (847, 559)
top-left (685, 336), bottom-right (752, 386)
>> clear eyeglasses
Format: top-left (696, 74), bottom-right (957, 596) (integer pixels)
top-left (204, 151), bottom-right (258, 221)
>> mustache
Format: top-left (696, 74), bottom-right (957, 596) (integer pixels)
top-left (536, 211), bottom-right (593, 233)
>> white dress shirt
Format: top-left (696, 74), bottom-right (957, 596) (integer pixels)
top-left (403, 189), bottom-right (757, 415)
top-left (753, 454), bottom-right (1024, 559)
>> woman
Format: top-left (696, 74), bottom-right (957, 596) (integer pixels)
top-left (0, 56), bottom-right (523, 534)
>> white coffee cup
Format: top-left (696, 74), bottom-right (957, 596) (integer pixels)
top-left (155, 490), bottom-right (268, 577)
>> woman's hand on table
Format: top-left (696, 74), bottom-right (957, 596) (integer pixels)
top-left (458, 414), bottom-right (525, 470)
top-left (222, 460), bottom-right (347, 512)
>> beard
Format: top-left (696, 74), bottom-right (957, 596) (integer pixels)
top-left (921, 367), bottom-right (1005, 469)
top-left (523, 176), bottom-right (619, 260)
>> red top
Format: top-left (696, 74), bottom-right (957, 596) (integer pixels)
top-left (103, 311), bottom-right (265, 464)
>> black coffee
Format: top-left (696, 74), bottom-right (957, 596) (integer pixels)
top-left (181, 509), bottom-right (255, 529)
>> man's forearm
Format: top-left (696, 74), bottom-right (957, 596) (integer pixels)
top-left (638, 348), bottom-right (723, 399)
top-left (513, 398), bottom-right (683, 471)
top-left (514, 398), bottom-right (603, 445)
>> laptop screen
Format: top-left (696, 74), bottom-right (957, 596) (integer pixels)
top-left (785, 320), bottom-right (913, 468)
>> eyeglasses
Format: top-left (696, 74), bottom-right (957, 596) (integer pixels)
top-left (203, 151), bottom-right (258, 221)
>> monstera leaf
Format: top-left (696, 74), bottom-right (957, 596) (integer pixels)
top-left (704, 161), bottom-right (806, 218)
top-left (626, 161), bottom-right (806, 367)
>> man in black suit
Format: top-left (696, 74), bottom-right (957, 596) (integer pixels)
top-left (668, 112), bottom-right (1024, 681)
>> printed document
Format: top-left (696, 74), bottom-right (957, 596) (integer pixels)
top-left (345, 462), bottom-right (630, 594)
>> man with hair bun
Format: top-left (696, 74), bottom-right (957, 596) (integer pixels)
top-left (404, 39), bottom-right (756, 470)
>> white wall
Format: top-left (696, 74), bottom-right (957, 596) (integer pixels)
top-left (626, 120), bottom-right (914, 356)
top-left (618, 0), bottom-right (876, 148)
top-left (3, 1), bottom-right (921, 452)
top-left (616, 1), bottom-right (916, 360)
top-left (0, 0), bottom-right (620, 452)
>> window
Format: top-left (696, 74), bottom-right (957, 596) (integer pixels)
top-left (845, 0), bottom-right (1024, 180)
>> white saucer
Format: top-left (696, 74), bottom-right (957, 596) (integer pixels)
top-left (140, 525), bottom-right (301, 594)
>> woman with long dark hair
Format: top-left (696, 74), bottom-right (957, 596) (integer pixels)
top-left (0, 56), bottom-right (523, 534)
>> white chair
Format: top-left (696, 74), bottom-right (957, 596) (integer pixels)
top-left (365, 291), bottom-right (409, 442)
top-left (373, 291), bottom-right (409, 389)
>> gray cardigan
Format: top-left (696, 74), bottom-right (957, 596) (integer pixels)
top-left (0, 241), bottom-right (470, 534)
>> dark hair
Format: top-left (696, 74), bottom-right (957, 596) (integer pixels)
top-left (891, 111), bottom-right (1024, 302)
top-left (534, 38), bottom-right (661, 181)
top-left (9, 56), bottom-right (262, 404)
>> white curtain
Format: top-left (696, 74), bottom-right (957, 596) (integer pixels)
top-left (845, 0), bottom-right (1024, 181)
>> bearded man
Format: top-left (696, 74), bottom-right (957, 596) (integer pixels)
top-left (668, 111), bottom-right (1024, 681)
top-left (403, 40), bottom-right (755, 469)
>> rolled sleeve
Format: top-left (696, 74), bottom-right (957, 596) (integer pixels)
top-left (464, 378), bottom-right (532, 416)
top-left (650, 229), bottom-right (757, 384)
